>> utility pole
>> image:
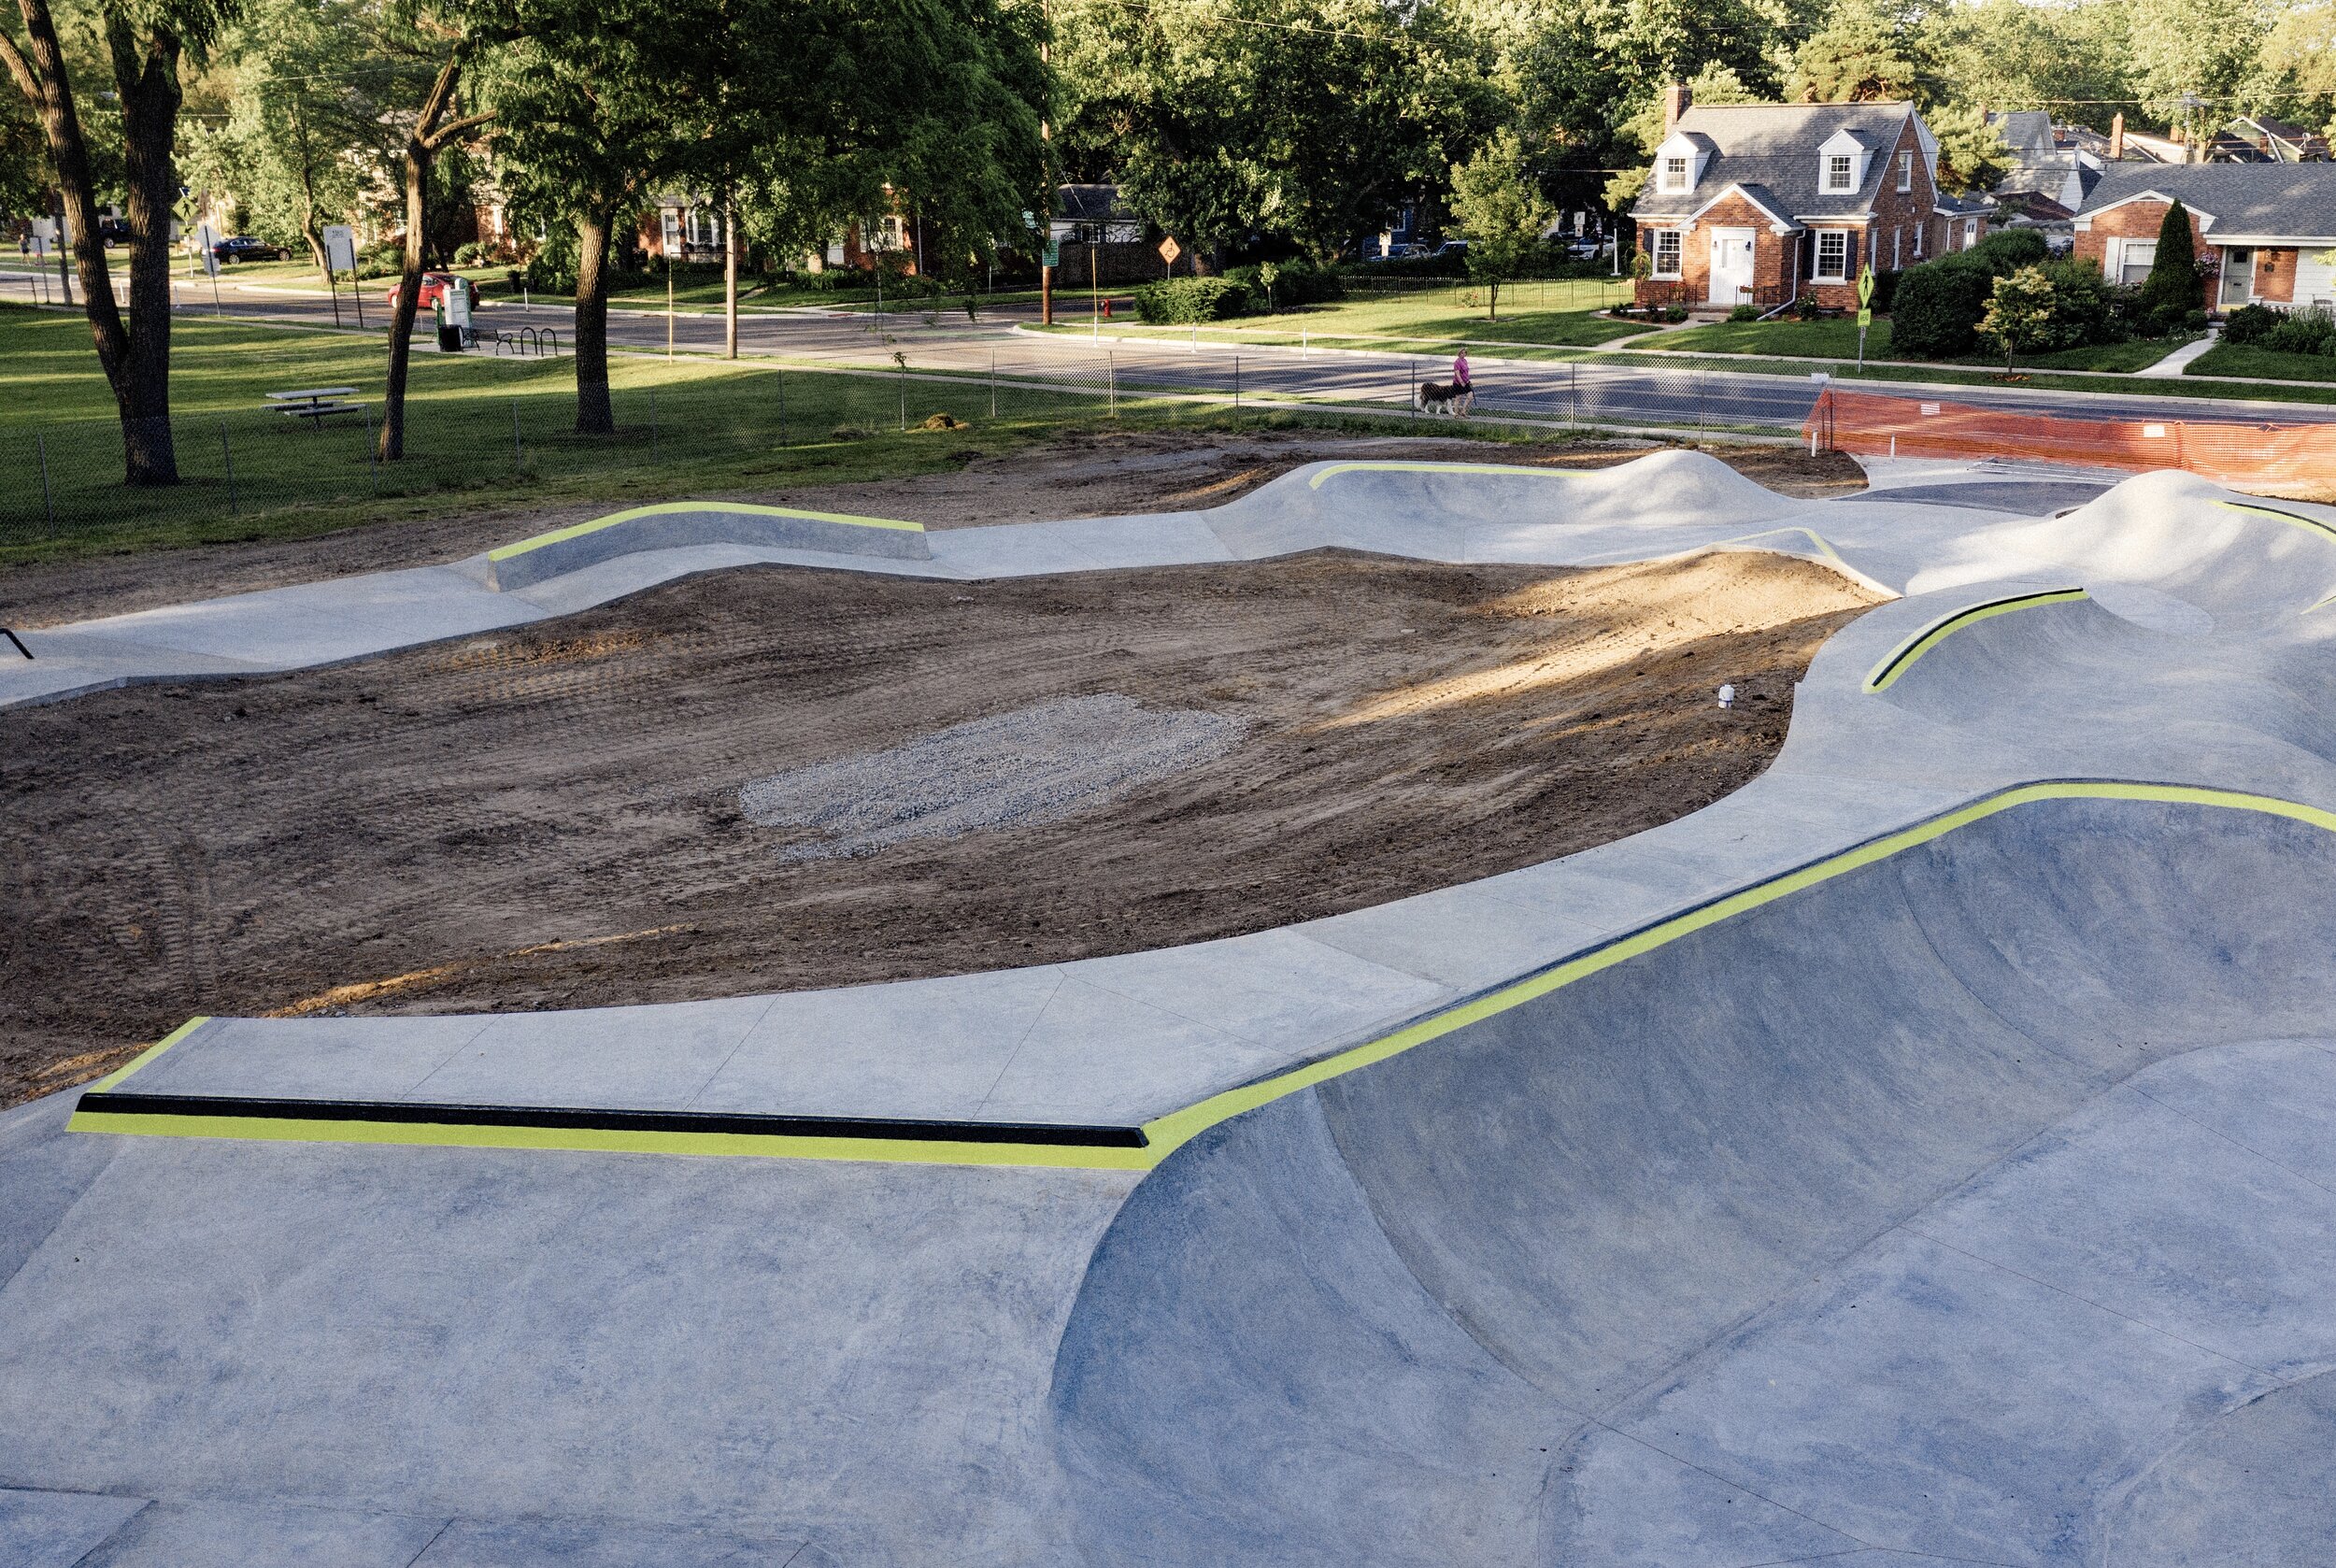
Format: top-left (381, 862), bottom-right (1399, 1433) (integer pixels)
top-left (1039, 0), bottom-right (1054, 325)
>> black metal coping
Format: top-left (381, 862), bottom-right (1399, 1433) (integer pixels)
top-left (74, 1090), bottom-right (1151, 1148)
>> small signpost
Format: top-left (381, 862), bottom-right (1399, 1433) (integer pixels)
top-left (195, 222), bottom-right (224, 317)
top-left (1856, 264), bottom-right (1875, 369)
top-left (322, 223), bottom-right (357, 328)
top-left (1157, 234), bottom-right (1181, 279)
top-left (661, 211), bottom-right (682, 359)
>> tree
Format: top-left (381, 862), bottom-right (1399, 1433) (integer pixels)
top-left (377, 11), bottom-right (507, 462)
top-left (1059, 0), bottom-right (1494, 262)
top-left (1923, 101), bottom-right (2008, 192)
top-left (2, 0), bottom-right (236, 484)
top-left (2141, 197), bottom-right (2199, 317)
top-left (1603, 62), bottom-right (1765, 213)
top-left (1788, 0), bottom-right (1930, 104)
top-left (2126, 0), bottom-right (2269, 144)
top-left (1447, 128), bottom-right (1552, 321)
top-left (1978, 264), bottom-right (2058, 369)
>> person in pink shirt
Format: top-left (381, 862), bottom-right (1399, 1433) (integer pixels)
top-left (1452, 349), bottom-right (1472, 390)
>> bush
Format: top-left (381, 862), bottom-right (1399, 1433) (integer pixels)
top-left (1791, 290), bottom-right (1827, 321)
top-left (2224, 302), bottom-right (2283, 345)
top-left (1661, 304), bottom-right (1688, 322)
top-left (1889, 255), bottom-right (1994, 358)
top-left (1967, 228), bottom-right (2048, 272)
top-left (1133, 276), bottom-right (1255, 323)
top-left (521, 250), bottom-right (577, 294)
top-left (2039, 257), bottom-right (2120, 347)
top-left (1869, 268), bottom-right (1901, 313)
top-left (1350, 249), bottom-right (1467, 278)
top-left (2140, 200), bottom-right (2200, 318)
top-left (1223, 259), bottom-right (1344, 309)
top-left (2265, 305), bottom-right (2336, 356)
top-left (1728, 303), bottom-right (1760, 322)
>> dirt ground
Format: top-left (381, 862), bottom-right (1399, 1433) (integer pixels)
top-left (1, 548), bottom-right (1879, 1106)
top-left (0, 429), bottom-right (1864, 627)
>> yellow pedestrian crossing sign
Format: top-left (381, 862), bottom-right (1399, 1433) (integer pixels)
top-left (1858, 265), bottom-right (1876, 306)
top-left (1858, 307), bottom-right (1873, 327)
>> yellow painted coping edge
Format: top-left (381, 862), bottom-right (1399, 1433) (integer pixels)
top-left (89, 1016), bottom-right (213, 1090)
top-left (1863, 589), bottom-right (2088, 692)
top-left (488, 501), bottom-right (923, 562)
top-left (67, 782), bottom-right (2334, 1170)
top-left (2215, 498), bottom-right (2336, 547)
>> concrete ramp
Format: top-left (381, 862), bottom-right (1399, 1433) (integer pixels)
top-left (466, 501), bottom-right (932, 592)
top-left (1049, 795), bottom-right (2336, 1565)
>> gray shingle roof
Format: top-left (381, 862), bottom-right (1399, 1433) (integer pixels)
top-left (1631, 102), bottom-right (1918, 225)
top-left (2079, 164), bottom-right (2336, 239)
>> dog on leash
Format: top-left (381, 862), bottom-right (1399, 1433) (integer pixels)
top-left (1416, 379), bottom-right (1474, 416)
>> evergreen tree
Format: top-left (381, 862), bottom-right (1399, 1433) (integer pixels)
top-left (2142, 198), bottom-right (2197, 317)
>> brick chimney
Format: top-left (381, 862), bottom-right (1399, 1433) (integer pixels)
top-left (2109, 111), bottom-right (2124, 160)
top-left (1664, 82), bottom-right (1691, 133)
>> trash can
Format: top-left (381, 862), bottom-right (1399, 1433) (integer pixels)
top-left (434, 297), bottom-right (460, 352)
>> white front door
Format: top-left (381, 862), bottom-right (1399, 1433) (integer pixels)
top-left (1708, 228), bottom-right (1756, 306)
top-left (2219, 247), bottom-right (2255, 308)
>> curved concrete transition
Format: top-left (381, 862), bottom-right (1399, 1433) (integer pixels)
top-left (8, 454), bottom-right (2336, 1562)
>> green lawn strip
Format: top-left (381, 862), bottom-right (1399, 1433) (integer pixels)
top-left (0, 326), bottom-right (1617, 568)
top-left (2186, 342), bottom-right (2336, 385)
top-left (1641, 318), bottom-right (2197, 374)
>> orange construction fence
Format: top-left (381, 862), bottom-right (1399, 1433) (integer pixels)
top-left (1806, 388), bottom-right (2336, 500)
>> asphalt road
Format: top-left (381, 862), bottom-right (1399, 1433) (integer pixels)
top-left (6, 262), bottom-right (2330, 435)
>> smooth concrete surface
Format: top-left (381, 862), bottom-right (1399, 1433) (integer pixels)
top-left (9, 453), bottom-right (2336, 1562)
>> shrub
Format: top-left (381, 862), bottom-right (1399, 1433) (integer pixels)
top-left (2039, 257), bottom-right (2120, 347)
top-left (1888, 255), bottom-right (1994, 358)
top-left (2140, 200), bottom-right (2200, 317)
top-left (1869, 268), bottom-right (1901, 313)
top-left (2224, 303), bottom-right (2282, 345)
top-left (1224, 259), bottom-right (1343, 309)
top-left (1728, 303), bottom-right (1760, 322)
top-left (522, 251), bottom-right (576, 294)
top-left (1968, 228), bottom-right (2048, 272)
top-left (1661, 304), bottom-right (1688, 322)
top-left (1978, 265), bottom-right (2071, 364)
top-left (1791, 290), bottom-right (1826, 321)
top-left (1133, 276), bottom-right (1255, 323)
top-left (2265, 305), bottom-right (2336, 356)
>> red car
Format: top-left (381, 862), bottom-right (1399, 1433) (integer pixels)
top-left (385, 271), bottom-right (463, 310)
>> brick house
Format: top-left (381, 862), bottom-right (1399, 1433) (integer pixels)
top-left (2073, 165), bottom-right (2336, 314)
top-left (1630, 89), bottom-right (1990, 312)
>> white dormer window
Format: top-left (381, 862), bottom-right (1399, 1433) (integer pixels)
top-left (1663, 155), bottom-right (1689, 192)
top-left (1826, 154), bottom-right (1854, 192)
top-left (1897, 150), bottom-right (1913, 192)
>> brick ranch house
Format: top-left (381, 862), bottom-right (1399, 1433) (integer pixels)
top-left (1630, 89), bottom-right (1992, 313)
top-left (2073, 164), bottom-right (2336, 314)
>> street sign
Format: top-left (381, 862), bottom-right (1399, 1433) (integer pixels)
top-left (1857, 306), bottom-right (1873, 327)
top-left (197, 223), bottom-right (221, 277)
top-left (1021, 209), bottom-right (1036, 230)
top-left (1857, 265), bottom-right (1876, 306)
top-left (1042, 240), bottom-right (1060, 268)
top-left (322, 224), bottom-right (356, 273)
top-left (1157, 235), bottom-right (1181, 265)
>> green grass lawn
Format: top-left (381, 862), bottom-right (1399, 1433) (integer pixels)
top-left (1033, 278), bottom-right (1643, 351)
top-left (2186, 342), bottom-right (2336, 383)
top-left (0, 301), bottom-right (1607, 567)
top-left (1642, 317), bottom-right (2195, 374)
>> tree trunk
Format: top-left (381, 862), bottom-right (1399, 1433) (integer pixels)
top-left (574, 210), bottom-right (614, 435)
top-left (723, 192), bottom-right (739, 360)
top-left (1488, 278), bottom-right (1499, 323)
top-left (379, 139), bottom-right (428, 461)
top-left (111, 25), bottom-right (182, 483)
top-left (1, 0), bottom-right (177, 482)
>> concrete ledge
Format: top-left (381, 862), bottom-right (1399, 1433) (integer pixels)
top-left (470, 501), bottom-right (931, 591)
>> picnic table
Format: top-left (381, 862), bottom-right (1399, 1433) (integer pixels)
top-left (265, 386), bottom-right (365, 427)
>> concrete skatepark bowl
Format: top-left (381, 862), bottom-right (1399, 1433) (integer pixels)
top-left (6, 452), bottom-right (2336, 1563)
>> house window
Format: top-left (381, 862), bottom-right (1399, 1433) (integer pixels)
top-left (1914, 222), bottom-right (1924, 258)
top-left (1663, 156), bottom-right (1689, 192)
top-left (1893, 228), bottom-right (1902, 268)
top-left (2117, 238), bottom-right (2157, 286)
top-left (1962, 219), bottom-right (1976, 249)
top-left (1897, 151), bottom-right (1913, 192)
top-left (1826, 154), bottom-right (1854, 192)
top-left (1652, 230), bottom-right (1683, 278)
top-left (1814, 229), bottom-right (1850, 282)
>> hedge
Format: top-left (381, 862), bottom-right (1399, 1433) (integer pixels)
top-left (1885, 229), bottom-right (2057, 360)
top-left (1133, 277), bottom-right (1256, 323)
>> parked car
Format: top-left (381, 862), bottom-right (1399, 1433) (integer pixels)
top-left (96, 216), bottom-right (131, 249)
top-left (1363, 241), bottom-right (1423, 262)
top-left (384, 271), bottom-right (463, 311)
top-left (1432, 238), bottom-right (1470, 258)
top-left (207, 235), bottom-right (288, 264)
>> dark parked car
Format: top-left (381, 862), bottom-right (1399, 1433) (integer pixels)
top-left (208, 235), bottom-right (288, 264)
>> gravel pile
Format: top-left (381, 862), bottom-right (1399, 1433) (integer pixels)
top-left (740, 693), bottom-right (1249, 860)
